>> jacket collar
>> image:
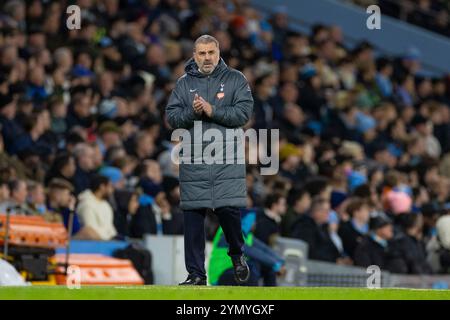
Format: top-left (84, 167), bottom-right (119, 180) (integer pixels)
top-left (184, 57), bottom-right (228, 78)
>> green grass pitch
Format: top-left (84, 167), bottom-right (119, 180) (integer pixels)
top-left (0, 286), bottom-right (450, 300)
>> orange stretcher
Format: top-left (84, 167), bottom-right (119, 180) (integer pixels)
top-left (0, 214), bottom-right (68, 248)
top-left (54, 254), bottom-right (144, 285)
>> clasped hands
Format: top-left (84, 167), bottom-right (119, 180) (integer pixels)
top-left (193, 93), bottom-right (213, 117)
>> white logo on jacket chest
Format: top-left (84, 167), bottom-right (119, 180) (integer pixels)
top-left (217, 84), bottom-right (225, 99)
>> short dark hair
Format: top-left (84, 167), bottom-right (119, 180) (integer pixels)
top-left (310, 197), bottom-right (329, 214)
top-left (264, 193), bottom-right (285, 209)
top-left (89, 174), bottom-right (110, 192)
top-left (304, 177), bottom-right (329, 198)
top-left (397, 213), bottom-right (420, 231)
top-left (8, 179), bottom-right (25, 193)
top-left (352, 184), bottom-right (371, 198)
top-left (346, 198), bottom-right (368, 217)
top-left (287, 186), bottom-right (307, 207)
top-left (48, 178), bottom-right (74, 192)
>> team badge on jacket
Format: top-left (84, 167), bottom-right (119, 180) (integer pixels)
top-left (217, 83), bottom-right (225, 99)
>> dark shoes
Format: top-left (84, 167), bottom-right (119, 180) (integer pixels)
top-left (179, 275), bottom-right (207, 286)
top-left (231, 255), bottom-right (250, 284)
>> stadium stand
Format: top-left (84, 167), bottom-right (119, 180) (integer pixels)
top-left (0, 0), bottom-right (449, 287)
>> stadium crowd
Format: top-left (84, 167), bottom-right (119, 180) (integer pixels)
top-left (0, 0), bottom-right (450, 283)
top-left (351, 0), bottom-right (450, 37)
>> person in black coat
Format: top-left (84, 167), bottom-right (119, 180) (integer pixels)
top-left (298, 64), bottom-right (327, 121)
top-left (0, 93), bottom-right (24, 155)
top-left (253, 193), bottom-right (287, 286)
top-left (129, 180), bottom-right (184, 238)
top-left (389, 213), bottom-right (433, 274)
top-left (353, 213), bottom-right (396, 270)
top-left (252, 74), bottom-right (276, 130)
top-left (254, 193), bottom-right (287, 246)
top-left (129, 203), bottom-right (184, 237)
top-left (110, 190), bottom-right (140, 239)
top-left (338, 198), bottom-right (370, 259)
top-left (291, 198), bottom-right (342, 263)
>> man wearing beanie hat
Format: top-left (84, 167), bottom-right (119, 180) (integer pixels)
top-left (353, 212), bottom-right (396, 270)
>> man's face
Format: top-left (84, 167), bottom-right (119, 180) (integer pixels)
top-left (313, 203), bottom-right (331, 225)
top-left (377, 224), bottom-right (393, 240)
top-left (13, 181), bottom-right (27, 204)
top-left (53, 188), bottom-right (71, 208)
top-left (274, 198), bottom-right (287, 216)
top-left (99, 182), bottom-right (114, 199)
top-left (193, 42), bottom-right (220, 74)
top-left (294, 193), bottom-right (311, 214)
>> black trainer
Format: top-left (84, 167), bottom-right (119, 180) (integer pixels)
top-left (179, 275), bottom-right (207, 286)
top-left (231, 255), bottom-right (250, 284)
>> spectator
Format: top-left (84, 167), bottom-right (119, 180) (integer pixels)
top-left (110, 190), bottom-right (140, 239)
top-left (390, 213), bottom-right (433, 274)
top-left (353, 213), bottom-right (396, 270)
top-left (129, 160), bottom-right (183, 237)
top-left (97, 121), bottom-right (123, 156)
top-left (12, 108), bottom-right (52, 156)
top-left (26, 181), bottom-right (47, 215)
top-left (76, 174), bottom-right (117, 240)
top-left (0, 179), bottom-right (29, 215)
top-left (0, 93), bottom-right (23, 155)
top-left (338, 197), bottom-right (370, 259)
top-left (427, 209), bottom-right (450, 273)
top-left (280, 186), bottom-right (312, 237)
top-left (72, 143), bottom-right (96, 194)
top-left (46, 178), bottom-right (86, 237)
top-left (252, 73), bottom-right (276, 130)
top-left (44, 152), bottom-right (76, 185)
top-left (291, 197), bottom-right (345, 263)
top-left (254, 193), bottom-right (287, 246)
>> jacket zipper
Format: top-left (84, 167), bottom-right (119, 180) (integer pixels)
top-left (207, 75), bottom-right (215, 210)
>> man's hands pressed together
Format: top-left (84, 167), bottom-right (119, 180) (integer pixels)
top-left (193, 93), bottom-right (203, 114)
top-left (193, 94), bottom-right (213, 117)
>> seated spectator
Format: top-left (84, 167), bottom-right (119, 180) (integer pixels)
top-left (129, 160), bottom-right (183, 237)
top-left (110, 190), bottom-right (140, 239)
top-left (12, 108), bottom-right (53, 156)
top-left (129, 186), bottom-right (183, 237)
top-left (0, 179), bottom-right (30, 215)
top-left (0, 180), bottom-right (10, 204)
top-left (27, 181), bottom-right (47, 215)
top-left (353, 213), bottom-right (396, 270)
top-left (44, 152), bottom-right (76, 186)
top-left (76, 175), bottom-right (117, 240)
top-left (291, 197), bottom-right (345, 263)
top-left (389, 213), bottom-right (432, 274)
top-left (46, 178), bottom-right (87, 237)
top-left (72, 143), bottom-right (96, 194)
top-left (0, 93), bottom-right (24, 155)
top-left (96, 121), bottom-right (123, 156)
top-left (280, 185), bottom-right (312, 237)
top-left (338, 197), bottom-right (370, 259)
top-left (427, 209), bottom-right (450, 273)
top-left (0, 135), bottom-right (28, 180)
top-left (254, 193), bottom-right (287, 246)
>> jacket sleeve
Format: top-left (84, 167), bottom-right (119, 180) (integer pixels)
top-left (210, 73), bottom-right (253, 128)
top-left (165, 79), bottom-right (200, 129)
